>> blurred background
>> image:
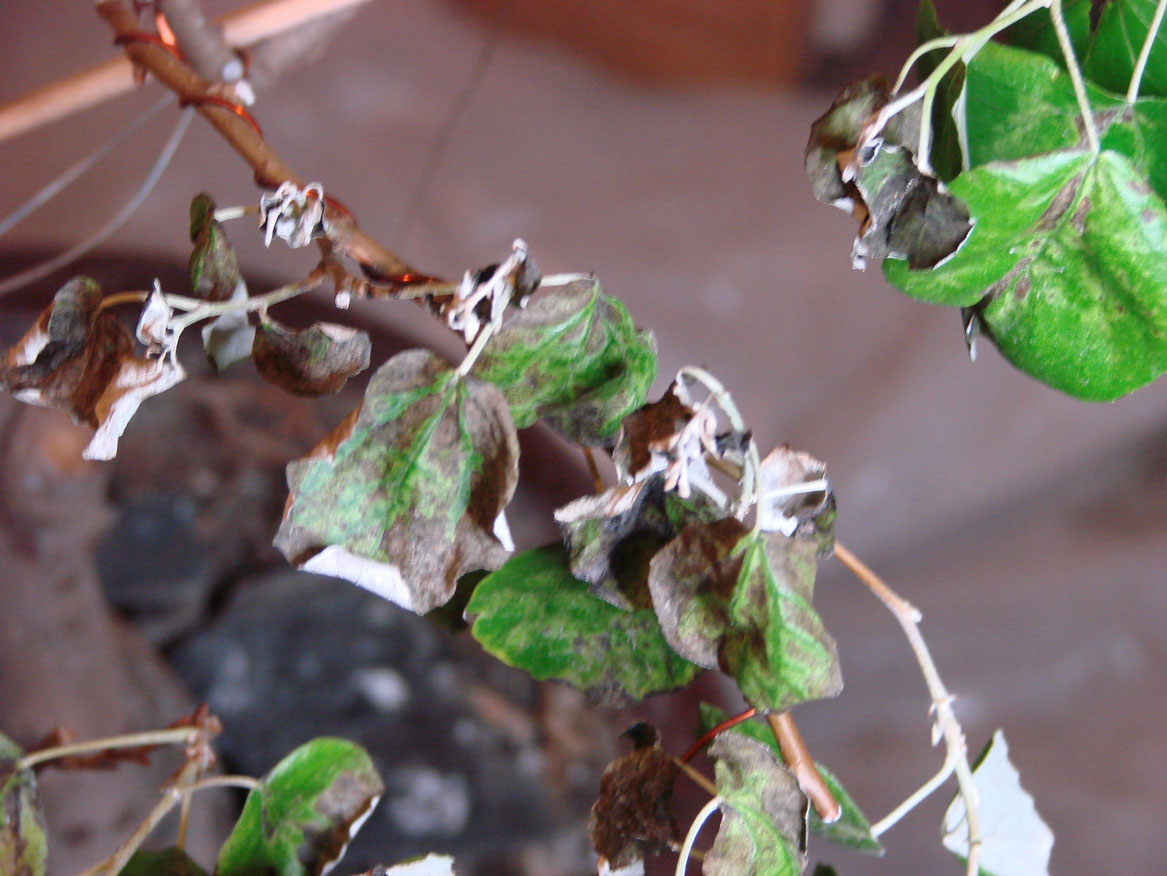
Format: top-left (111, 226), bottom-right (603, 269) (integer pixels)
top-left (1, 0), bottom-right (1165, 873)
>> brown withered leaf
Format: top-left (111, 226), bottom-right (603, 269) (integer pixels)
top-left (1, 732), bottom-right (47, 876)
top-left (252, 317), bottom-right (371, 395)
top-left (806, 77), bottom-right (971, 270)
top-left (756, 446), bottom-right (836, 556)
top-left (611, 383), bottom-right (693, 483)
top-left (589, 723), bottom-right (679, 874)
top-left (2, 277), bottom-right (133, 427)
top-left (84, 352), bottom-right (185, 460)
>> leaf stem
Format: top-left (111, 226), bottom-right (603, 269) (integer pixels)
top-left (675, 796), bottom-right (721, 876)
top-left (765, 712), bottom-right (841, 823)
top-left (167, 271), bottom-right (323, 337)
top-left (183, 773), bottom-right (261, 792)
top-left (1127, 0), bottom-right (1167, 102)
top-left (870, 744), bottom-right (958, 837)
top-left (1050, 0), bottom-right (1100, 152)
top-left (833, 541), bottom-right (981, 876)
top-left (16, 726), bottom-right (197, 771)
top-left (680, 707), bottom-right (756, 764)
top-left (582, 446), bottom-right (605, 494)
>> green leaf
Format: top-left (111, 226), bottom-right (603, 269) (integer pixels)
top-left (0, 732), bottom-right (47, 876)
top-left (470, 277), bottom-right (657, 445)
top-left (189, 193), bottom-right (242, 302)
top-left (274, 349), bottom-right (519, 614)
top-left (942, 730), bottom-right (1053, 876)
top-left (119, 848), bottom-right (209, 876)
top-left (555, 473), bottom-right (723, 610)
top-left (915, 0), bottom-right (966, 181)
top-left (215, 738), bottom-right (383, 876)
top-left (706, 732), bottom-right (807, 876)
top-left (648, 519), bottom-right (842, 713)
top-left (1000, 0), bottom-right (1167, 98)
top-left (697, 705), bottom-right (881, 855)
top-left (465, 543), bottom-right (700, 706)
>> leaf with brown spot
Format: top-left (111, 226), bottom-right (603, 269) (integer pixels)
top-left (706, 732), bottom-right (808, 876)
top-left (252, 317), bottom-right (371, 396)
top-left (215, 738), bottom-right (383, 876)
top-left (589, 724), bottom-right (679, 873)
top-left (648, 520), bottom-right (842, 712)
top-left (1, 732), bottom-right (47, 876)
top-left (275, 349), bottom-right (518, 615)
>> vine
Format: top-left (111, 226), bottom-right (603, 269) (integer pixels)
top-left (6, 1), bottom-right (1165, 875)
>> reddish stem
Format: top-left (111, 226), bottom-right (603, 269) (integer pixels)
top-left (680, 706), bottom-right (756, 764)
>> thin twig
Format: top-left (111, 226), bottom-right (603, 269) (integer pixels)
top-left (680, 707), bottom-right (756, 764)
top-left (675, 796), bottom-right (721, 876)
top-left (183, 773), bottom-right (261, 792)
top-left (17, 726), bottom-right (198, 772)
top-left (1127, 0), bottom-right (1167, 102)
top-left (94, 0), bottom-right (413, 279)
top-left (671, 756), bottom-right (718, 798)
top-left (833, 541), bottom-right (982, 876)
top-left (0, 0), bottom-right (374, 144)
top-left (765, 712), bottom-right (841, 823)
top-left (159, 0), bottom-right (240, 82)
top-left (870, 744), bottom-right (958, 836)
top-left (581, 446), bottom-right (605, 494)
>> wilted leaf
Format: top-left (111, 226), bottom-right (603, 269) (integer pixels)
top-left (555, 474), bottom-right (722, 609)
top-left (706, 732), bottom-right (808, 876)
top-left (648, 519), bottom-right (842, 712)
top-left (2, 276), bottom-right (132, 425)
top-left (756, 447), bottom-right (835, 554)
top-left (119, 847), bottom-right (208, 876)
top-left (942, 730), bottom-right (1053, 876)
top-left (589, 724), bottom-right (679, 872)
top-left (806, 77), bottom-right (972, 270)
top-left (84, 352), bottom-right (185, 460)
top-left (470, 277), bottom-right (656, 446)
top-left (275, 349), bottom-right (518, 614)
top-left (215, 738), bottom-right (383, 876)
top-left (355, 855), bottom-right (456, 876)
top-left (252, 318), bottom-right (371, 396)
top-left (885, 148), bottom-right (1167, 400)
top-left (697, 704), bottom-right (881, 855)
top-left (1, 732), bottom-right (47, 876)
top-left (189, 193), bottom-right (241, 302)
top-left (466, 544), bottom-right (700, 706)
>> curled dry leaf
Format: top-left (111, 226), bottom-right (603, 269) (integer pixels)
top-left (445, 239), bottom-right (541, 344)
top-left (189, 193), bottom-right (241, 301)
top-left (589, 723), bottom-right (680, 873)
top-left (352, 855), bottom-right (456, 876)
top-left (756, 446), bottom-right (836, 555)
top-left (806, 77), bottom-right (972, 270)
top-left (259, 181), bottom-right (328, 249)
top-left (1, 277), bottom-right (185, 460)
top-left (252, 317), bottom-right (371, 396)
top-left (648, 519), bottom-right (842, 712)
top-left (554, 474), bottom-right (721, 610)
top-left (274, 349), bottom-right (518, 615)
top-left (707, 732), bottom-right (808, 876)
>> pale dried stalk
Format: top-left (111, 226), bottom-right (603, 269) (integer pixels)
top-left (0, 0), bottom-right (374, 143)
top-left (833, 541), bottom-right (982, 876)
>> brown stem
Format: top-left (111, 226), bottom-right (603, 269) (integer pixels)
top-left (581, 446), bottom-right (605, 494)
top-left (94, 0), bottom-right (414, 280)
top-left (765, 712), bottom-right (841, 823)
top-left (680, 706), bottom-right (756, 764)
top-left (671, 756), bottom-right (718, 797)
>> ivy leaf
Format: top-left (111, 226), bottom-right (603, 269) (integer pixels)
top-left (589, 724), bottom-right (680, 873)
top-left (706, 732), bottom-right (808, 876)
top-left (886, 149), bottom-right (1167, 400)
top-left (0, 732), bottom-right (48, 876)
top-left (189, 193), bottom-right (242, 302)
top-left (465, 543), bottom-right (700, 706)
top-left (806, 77), bottom-right (972, 270)
top-left (469, 277), bottom-right (657, 446)
top-left (555, 474), bottom-right (723, 610)
top-left (274, 349), bottom-right (519, 615)
top-left (119, 848), bottom-right (208, 876)
top-left (0, 277), bottom-right (184, 459)
top-left (215, 737), bottom-right (383, 876)
top-left (697, 705), bottom-right (881, 855)
top-left (942, 731), bottom-right (1053, 876)
top-left (999, 0), bottom-right (1092, 71)
top-left (252, 317), bottom-right (371, 396)
top-left (648, 519), bottom-right (842, 713)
